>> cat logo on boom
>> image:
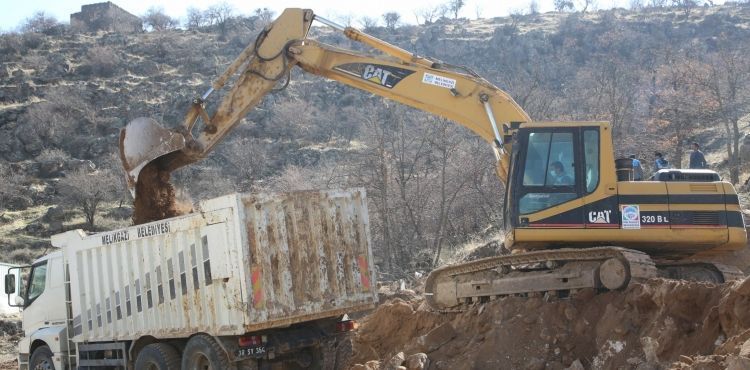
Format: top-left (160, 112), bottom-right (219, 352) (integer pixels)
top-left (362, 65), bottom-right (392, 86)
top-left (333, 63), bottom-right (415, 89)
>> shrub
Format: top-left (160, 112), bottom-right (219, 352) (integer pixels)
top-left (86, 46), bottom-right (122, 77)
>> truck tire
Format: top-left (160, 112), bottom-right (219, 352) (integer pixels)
top-left (30, 345), bottom-right (54, 370)
top-left (135, 343), bottom-right (181, 370)
top-left (182, 334), bottom-right (230, 370)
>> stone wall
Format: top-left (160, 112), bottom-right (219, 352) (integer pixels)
top-left (70, 2), bottom-right (142, 33)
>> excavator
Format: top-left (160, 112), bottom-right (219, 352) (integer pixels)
top-left (119, 9), bottom-right (747, 310)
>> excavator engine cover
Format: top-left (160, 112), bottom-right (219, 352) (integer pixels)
top-left (119, 117), bottom-right (186, 194)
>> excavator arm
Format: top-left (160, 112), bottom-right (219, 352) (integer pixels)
top-left (120, 8), bottom-right (530, 203)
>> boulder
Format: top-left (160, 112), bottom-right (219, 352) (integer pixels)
top-left (43, 206), bottom-right (65, 222)
top-left (383, 352), bottom-right (406, 370)
top-left (48, 220), bottom-right (64, 234)
top-left (417, 323), bottom-right (457, 353)
top-left (405, 353), bottom-right (429, 370)
top-left (739, 338), bottom-right (750, 358)
top-left (38, 160), bottom-right (65, 178)
top-left (24, 222), bottom-right (45, 234)
top-left (565, 359), bottom-right (584, 370)
top-left (5, 195), bottom-right (33, 211)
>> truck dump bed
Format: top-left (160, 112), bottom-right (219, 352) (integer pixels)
top-left (51, 189), bottom-right (377, 342)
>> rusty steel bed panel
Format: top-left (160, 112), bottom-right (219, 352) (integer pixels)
top-left (240, 188), bottom-right (377, 330)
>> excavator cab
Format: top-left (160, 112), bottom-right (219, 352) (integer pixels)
top-left (505, 124), bottom-right (604, 233)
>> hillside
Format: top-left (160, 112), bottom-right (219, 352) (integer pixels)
top-left (1, 4), bottom-right (750, 273)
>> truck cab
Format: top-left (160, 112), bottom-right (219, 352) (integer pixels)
top-left (5, 251), bottom-right (68, 370)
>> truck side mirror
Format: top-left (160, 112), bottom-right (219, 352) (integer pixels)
top-left (4, 274), bottom-right (15, 295)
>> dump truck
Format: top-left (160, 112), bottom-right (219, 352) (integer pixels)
top-left (5, 189), bottom-right (376, 370)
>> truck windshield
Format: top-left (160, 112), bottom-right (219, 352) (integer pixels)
top-left (26, 262), bottom-right (47, 304)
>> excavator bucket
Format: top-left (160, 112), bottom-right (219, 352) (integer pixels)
top-left (119, 117), bottom-right (186, 194)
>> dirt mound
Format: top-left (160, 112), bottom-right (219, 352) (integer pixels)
top-left (350, 278), bottom-right (750, 369)
top-left (132, 162), bottom-right (190, 224)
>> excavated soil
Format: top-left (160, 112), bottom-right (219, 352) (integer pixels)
top-left (132, 162), bottom-right (190, 225)
top-left (351, 278), bottom-right (750, 370)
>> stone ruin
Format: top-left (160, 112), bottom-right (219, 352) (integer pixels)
top-left (70, 2), bottom-right (142, 33)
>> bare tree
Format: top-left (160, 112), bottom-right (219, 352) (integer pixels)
top-left (254, 8), bottom-right (275, 27)
top-left (653, 58), bottom-right (718, 168)
top-left (554, 0), bottom-right (576, 11)
top-left (20, 11), bottom-right (59, 34)
top-left (206, 2), bottom-right (235, 39)
top-left (58, 168), bottom-right (120, 229)
top-left (577, 0), bottom-right (598, 12)
top-left (629, 0), bottom-right (645, 10)
top-left (415, 6), bottom-right (440, 24)
top-left (447, 0), bottom-right (466, 18)
top-left (142, 7), bottom-right (179, 31)
top-left (475, 4), bottom-right (484, 18)
top-left (688, 49), bottom-right (750, 184)
top-left (671, 0), bottom-right (700, 18)
top-left (359, 16), bottom-right (379, 30)
top-left (337, 13), bottom-right (355, 27)
top-left (222, 137), bottom-right (268, 190)
top-left (185, 7), bottom-right (206, 30)
top-left (382, 12), bottom-right (401, 30)
top-left (529, 0), bottom-right (541, 14)
top-left (585, 58), bottom-right (642, 140)
top-left (0, 163), bottom-right (27, 213)
top-left (264, 162), bottom-right (345, 193)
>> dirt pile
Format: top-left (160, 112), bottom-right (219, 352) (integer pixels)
top-left (132, 162), bottom-right (191, 224)
top-left (350, 278), bottom-right (750, 370)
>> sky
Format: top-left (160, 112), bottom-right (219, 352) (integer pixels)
top-left (0, 0), bottom-right (640, 32)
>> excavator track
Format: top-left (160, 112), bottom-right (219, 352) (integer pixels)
top-left (424, 247), bottom-right (658, 311)
top-left (657, 261), bottom-right (745, 283)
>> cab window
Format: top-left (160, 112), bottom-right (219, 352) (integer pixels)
top-left (518, 131), bottom-right (577, 214)
top-left (26, 262), bottom-right (47, 304)
top-left (584, 129), bottom-right (599, 193)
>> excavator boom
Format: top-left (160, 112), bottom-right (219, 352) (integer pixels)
top-left (119, 8), bottom-right (529, 200)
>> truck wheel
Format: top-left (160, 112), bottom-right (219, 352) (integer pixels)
top-left (182, 334), bottom-right (230, 370)
top-left (135, 343), bottom-right (181, 370)
top-left (30, 345), bottom-right (54, 370)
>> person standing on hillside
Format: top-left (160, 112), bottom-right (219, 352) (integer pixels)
top-left (689, 142), bottom-right (708, 169)
top-left (654, 152), bottom-right (669, 172)
top-left (630, 154), bottom-right (643, 181)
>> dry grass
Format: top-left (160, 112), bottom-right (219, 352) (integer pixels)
top-left (438, 230), bottom-right (504, 266)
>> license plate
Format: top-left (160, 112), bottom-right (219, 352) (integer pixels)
top-left (236, 346), bottom-right (267, 358)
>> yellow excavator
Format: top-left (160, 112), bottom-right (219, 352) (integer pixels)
top-left (119, 9), bottom-right (746, 310)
